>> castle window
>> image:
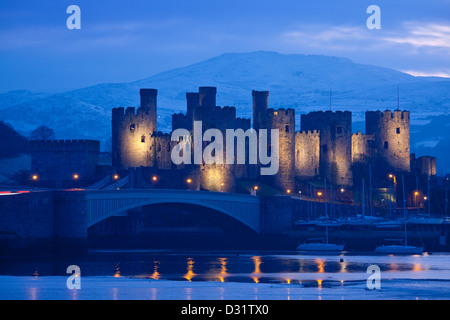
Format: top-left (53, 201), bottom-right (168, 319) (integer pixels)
top-left (274, 111), bottom-right (278, 116)
top-left (130, 124), bottom-right (136, 132)
top-left (384, 141), bottom-right (389, 149)
top-left (141, 135), bottom-right (145, 143)
top-left (285, 125), bottom-right (289, 133)
top-left (396, 128), bottom-right (401, 134)
top-left (336, 126), bottom-right (343, 135)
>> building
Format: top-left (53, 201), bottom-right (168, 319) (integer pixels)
top-left (111, 87), bottom-right (433, 193)
top-left (30, 139), bottom-right (100, 188)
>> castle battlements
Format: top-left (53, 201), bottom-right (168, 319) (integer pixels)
top-left (296, 130), bottom-right (320, 137)
top-left (112, 106), bottom-right (155, 118)
top-left (366, 109), bottom-right (410, 120)
top-left (111, 87), bottom-right (415, 192)
top-left (30, 139), bottom-right (100, 152)
top-left (151, 131), bottom-right (171, 138)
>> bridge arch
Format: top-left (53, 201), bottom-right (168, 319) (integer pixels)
top-left (85, 189), bottom-right (261, 233)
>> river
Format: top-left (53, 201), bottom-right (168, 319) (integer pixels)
top-left (1, 250), bottom-right (449, 300)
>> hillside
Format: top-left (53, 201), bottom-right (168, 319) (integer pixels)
top-left (0, 51), bottom-right (448, 173)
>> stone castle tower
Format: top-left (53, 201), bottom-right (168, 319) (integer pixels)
top-left (252, 91), bottom-right (295, 193)
top-left (365, 110), bottom-right (410, 172)
top-left (112, 89), bottom-right (157, 169)
top-left (300, 111), bottom-right (353, 186)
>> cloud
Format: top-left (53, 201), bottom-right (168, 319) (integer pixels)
top-left (280, 25), bottom-right (385, 52)
top-left (281, 21), bottom-right (450, 52)
top-left (383, 22), bottom-right (450, 50)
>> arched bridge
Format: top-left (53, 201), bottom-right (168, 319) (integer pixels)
top-left (84, 189), bottom-right (261, 233)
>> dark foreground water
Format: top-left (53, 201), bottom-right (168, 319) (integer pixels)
top-left (1, 250), bottom-right (449, 299)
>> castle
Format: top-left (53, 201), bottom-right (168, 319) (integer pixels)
top-left (110, 87), bottom-right (422, 193)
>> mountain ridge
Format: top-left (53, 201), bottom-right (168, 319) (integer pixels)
top-left (0, 51), bottom-right (449, 173)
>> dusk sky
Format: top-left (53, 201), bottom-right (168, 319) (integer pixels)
top-left (1, 0), bottom-right (449, 93)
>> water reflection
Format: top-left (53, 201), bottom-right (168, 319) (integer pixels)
top-left (113, 263), bottom-right (121, 277)
top-left (28, 287), bottom-right (38, 300)
top-left (0, 251), bottom-right (445, 292)
top-left (315, 259), bottom-right (325, 273)
top-left (217, 258), bottom-right (228, 283)
top-left (151, 260), bottom-right (160, 280)
top-left (184, 258), bottom-right (196, 282)
top-left (251, 256), bottom-right (262, 283)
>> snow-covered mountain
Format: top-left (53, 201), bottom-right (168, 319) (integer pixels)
top-left (1, 51), bottom-right (449, 173)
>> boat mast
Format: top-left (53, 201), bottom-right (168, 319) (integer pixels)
top-left (369, 165), bottom-right (373, 216)
top-left (402, 174), bottom-right (408, 246)
top-left (324, 178), bottom-right (328, 219)
top-left (362, 178), bottom-right (365, 217)
top-left (402, 175), bottom-right (406, 218)
top-left (427, 174), bottom-right (431, 216)
top-left (416, 175), bottom-right (419, 215)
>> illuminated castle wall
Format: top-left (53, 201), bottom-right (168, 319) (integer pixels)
top-left (112, 87), bottom-right (414, 192)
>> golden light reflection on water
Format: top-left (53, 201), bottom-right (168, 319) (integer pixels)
top-left (251, 256), bottom-right (262, 283)
top-left (151, 260), bottom-right (160, 280)
top-left (217, 257), bottom-right (228, 282)
top-left (317, 279), bottom-right (323, 289)
top-left (315, 259), bottom-right (325, 273)
top-left (113, 263), bottom-right (121, 277)
top-left (184, 258), bottom-right (196, 281)
top-left (413, 264), bottom-right (422, 272)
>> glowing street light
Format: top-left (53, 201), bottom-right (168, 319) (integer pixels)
top-left (152, 176), bottom-right (158, 182)
top-left (317, 192), bottom-right (323, 197)
top-left (340, 188), bottom-right (345, 193)
top-left (113, 174), bottom-right (119, 180)
top-left (31, 175), bottom-right (39, 181)
top-left (286, 189), bottom-right (291, 194)
top-left (253, 185), bottom-right (258, 191)
top-left (186, 178), bottom-right (192, 184)
top-left (73, 174), bottom-right (79, 180)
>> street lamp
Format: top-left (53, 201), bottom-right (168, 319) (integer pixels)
top-left (31, 174), bottom-right (39, 181)
top-left (73, 174), bottom-right (79, 180)
top-left (186, 178), bottom-right (192, 184)
top-left (113, 174), bottom-right (119, 180)
top-left (152, 175), bottom-right (158, 182)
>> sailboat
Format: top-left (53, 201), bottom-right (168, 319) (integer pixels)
top-left (374, 175), bottom-right (424, 255)
top-left (374, 221), bottom-right (424, 254)
top-left (297, 224), bottom-right (345, 252)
